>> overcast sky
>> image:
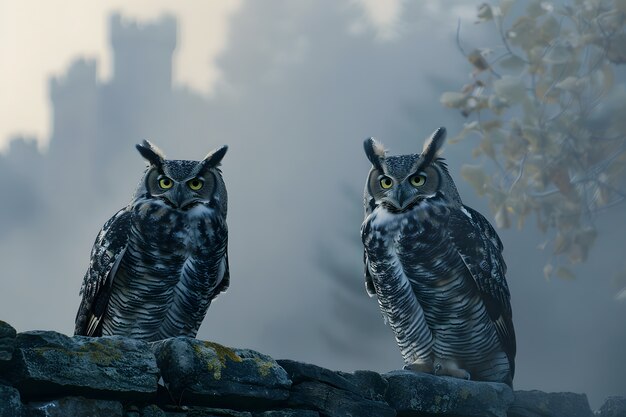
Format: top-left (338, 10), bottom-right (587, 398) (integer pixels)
top-left (0, 0), bottom-right (241, 147)
top-left (1, 0), bottom-right (624, 409)
top-left (0, 0), bottom-right (438, 149)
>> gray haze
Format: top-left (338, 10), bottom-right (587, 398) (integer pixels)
top-left (0, 0), bottom-right (624, 408)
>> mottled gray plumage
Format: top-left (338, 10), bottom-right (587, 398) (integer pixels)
top-left (361, 127), bottom-right (516, 385)
top-left (75, 141), bottom-right (229, 341)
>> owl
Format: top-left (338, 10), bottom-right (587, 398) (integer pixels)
top-left (361, 127), bottom-right (516, 386)
top-left (74, 140), bottom-right (229, 341)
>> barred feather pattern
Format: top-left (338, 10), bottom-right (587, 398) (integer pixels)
top-left (362, 194), bottom-right (513, 384)
top-left (104, 197), bottom-right (227, 340)
top-left (76, 195), bottom-right (228, 341)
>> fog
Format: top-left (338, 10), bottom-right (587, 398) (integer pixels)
top-left (0, 0), bottom-right (624, 408)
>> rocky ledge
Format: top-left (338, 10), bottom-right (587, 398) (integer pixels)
top-left (0, 320), bottom-right (623, 417)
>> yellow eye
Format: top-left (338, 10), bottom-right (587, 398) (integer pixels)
top-left (158, 177), bottom-right (173, 189)
top-left (188, 178), bottom-right (204, 191)
top-left (410, 175), bottom-right (426, 187)
top-left (380, 176), bottom-right (393, 189)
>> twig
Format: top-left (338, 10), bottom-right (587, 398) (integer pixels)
top-left (456, 19), bottom-right (467, 57)
top-left (509, 152), bottom-right (528, 193)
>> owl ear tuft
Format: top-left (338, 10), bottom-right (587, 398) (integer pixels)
top-left (363, 137), bottom-right (386, 171)
top-left (419, 127), bottom-right (446, 166)
top-left (136, 140), bottom-right (165, 168)
top-left (200, 145), bottom-right (228, 171)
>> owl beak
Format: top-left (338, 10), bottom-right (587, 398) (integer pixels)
top-left (384, 188), bottom-right (417, 212)
top-left (163, 187), bottom-right (198, 210)
top-left (383, 198), bottom-right (402, 211)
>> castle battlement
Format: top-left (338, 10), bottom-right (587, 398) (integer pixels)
top-left (49, 58), bottom-right (97, 102)
top-left (109, 12), bottom-right (177, 52)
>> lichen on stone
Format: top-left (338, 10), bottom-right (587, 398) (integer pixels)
top-left (202, 341), bottom-right (242, 364)
top-left (459, 388), bottom-right (471, 400)
top-left (78, 339), bottom-right (124, 366)
top-left (30, 339), bottom-right (124, 367)
top-left (192, 341), bottom-right (242, 380)
top-left (253, 357), bottom-right (274, 378)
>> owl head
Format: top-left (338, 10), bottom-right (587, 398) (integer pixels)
top-left (363, 127), bottom-right (461, 213)
top-left (134, 140), bottom-right (228, 213)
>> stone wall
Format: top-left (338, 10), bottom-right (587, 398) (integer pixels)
top-left (0, 321), bottom-right (624, 417)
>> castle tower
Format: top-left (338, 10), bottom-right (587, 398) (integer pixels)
top-left (48, 58), bottom-right (98, 159)
top-left (46, 58), bottom-right (99, 207)
top-left (109, 13), bottom-right (177, 97)
top-left (96, 13), bottom-right (179, 191)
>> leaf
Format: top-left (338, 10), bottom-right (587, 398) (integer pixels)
top-left (482, 119), bottom-right (503, 132)
top-left (507, 16), bottom-right (539, 50)
top-left (489, 128), bottom-right (508, 145)
top-left (543, 263), bottom-right (554, 280)
top-left (494, 205), bottom-right (511, 228)
top-left (600, 86), bottom-right (626, 131)
top-left (550, 166), bottom-right (578, 201)
top-left (534, 81), bottom-right (560, 103)
top-left (614, 267), bottom-right (626, 302)
top-left (603, 33), bottom-right (626, 64)
top-left (554, 76), bottom-right (586, 93)
top-left (527, 0), bottom-right (548, 18)
top-left (498, 54), bottom-right (526, 73)
top-left (476, 3), bottom-right (494, 22)
top-left (615, 0), bottom-right (626, 13)
top-left (465, 97), bottom-right (488, 113)
top-left (593, 9), bottom-right (623, 32)
top-left (500, 0), bottom-right (516, 16)
top-left (440, 92), bottom-right (467, 108)
top-left (555, 266), bottom-right (576, 280)
top-left (520, 125), bottom-right (541, 151)
top-left (468, 49), bottom-right (490, 72)
top-left (493, 76), bottom-right (527, 103)
top-left (461, 164), bottom-right (489, 195)
top-left (538, 15), bottom-right (560, 43)
top-left (488, 95), bottom-right (510, 114)
top-left (598, 64), bottom-right (614, 96)
top-left (448, 121), bottom-right (481, 144)
top-left (570, 228), bottom-right (597, 262)
top-left (480, 136), bottom-right (496, 159)
top-left (544, 45), bottom-right (574, 64)
top-left (553, 233), bottom-right (568, 255)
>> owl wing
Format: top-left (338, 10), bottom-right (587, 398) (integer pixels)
top-left (447, 205), bottom-right (516, 377)
top-left (362, 196), bottom-right (378, 297)
top-left (214, 250), bottom-right (230, 295)
top-left (74, 207), bottom-right (131, 336)
top-left (363, 250), bottom-right (377, 297)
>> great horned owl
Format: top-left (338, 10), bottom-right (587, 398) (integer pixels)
top-left (361, 127), bottom-right (516, 385)
top-left (74, 141), bottom-right (229, 341)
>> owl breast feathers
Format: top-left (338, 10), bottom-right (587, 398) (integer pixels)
top-left (361, 127), bottom-right (516, 386)
top-left (74, 140), bottom-right (229, 342)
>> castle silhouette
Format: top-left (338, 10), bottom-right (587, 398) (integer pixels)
top-left (0, 13), bottom-right (213, 230)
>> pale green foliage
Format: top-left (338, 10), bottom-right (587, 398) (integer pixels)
top-left (442, 0), bottom-right (626, 284)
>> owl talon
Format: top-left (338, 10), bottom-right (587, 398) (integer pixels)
top-left (403, 358), bottom-right (434, 374)
top-left (431, 359), bottom-right (471, 380)
top-left (434, 363), bottom-right (442, 375)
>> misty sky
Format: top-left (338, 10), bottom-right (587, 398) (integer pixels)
top-left (1, 0), bottom-right (625, 409)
